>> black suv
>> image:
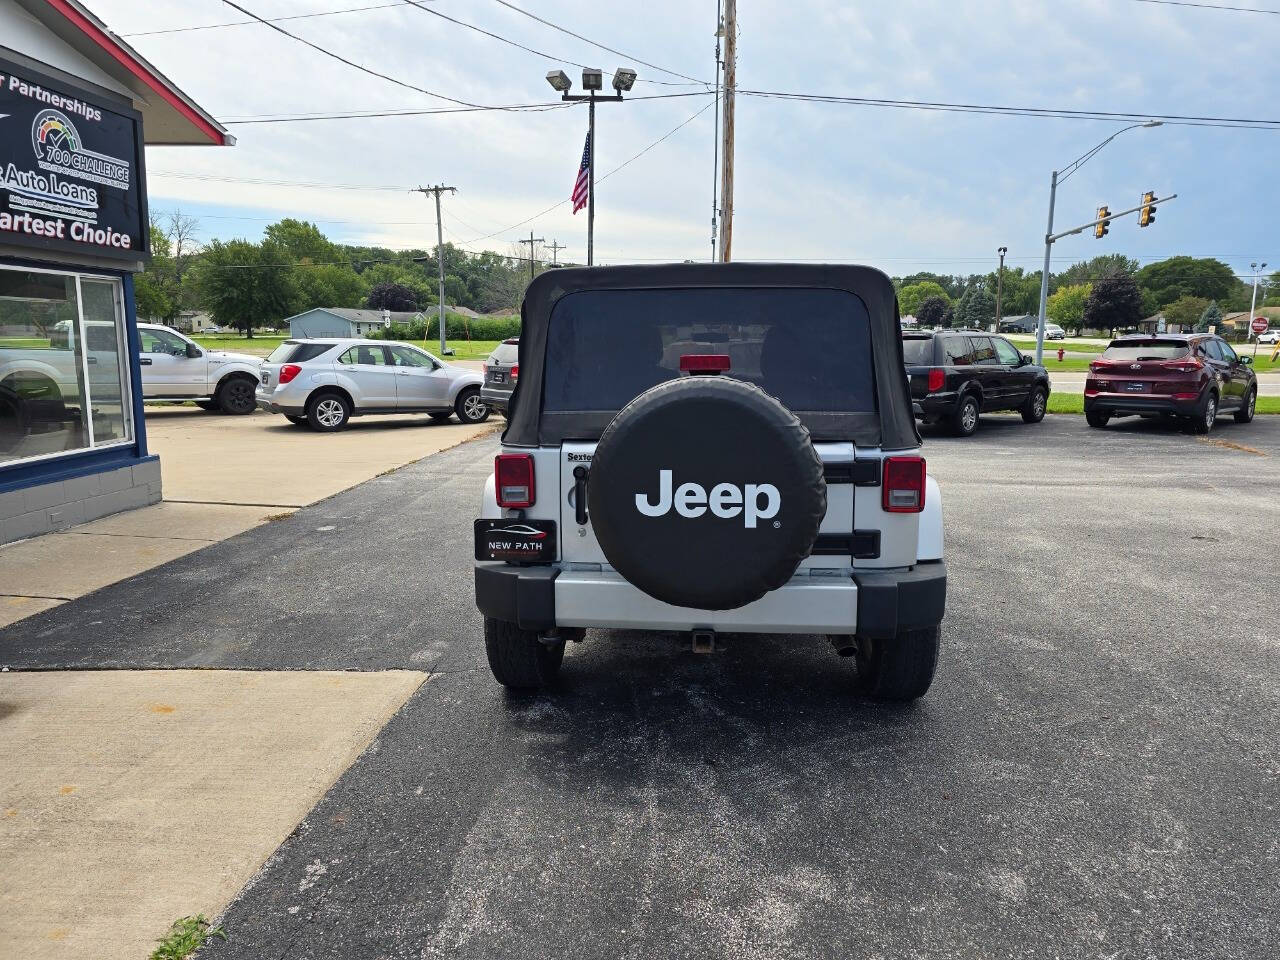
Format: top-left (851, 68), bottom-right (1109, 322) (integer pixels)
top-left (903, 330), bottom-right (1051, 436)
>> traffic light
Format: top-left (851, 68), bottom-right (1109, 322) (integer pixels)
top-left (1139, 191), bottom-right (1157, 227)
top-left (1094, 205), bottom-right (1111, 239)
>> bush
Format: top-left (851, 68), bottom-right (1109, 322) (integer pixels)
top-left (370, 312), bottom-right (520, 342)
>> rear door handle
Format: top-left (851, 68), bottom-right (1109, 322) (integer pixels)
top-left (573, 466), bottom-right (590, 525)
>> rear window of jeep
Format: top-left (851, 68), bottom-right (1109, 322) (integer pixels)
top-left (543, 288), bottom-right (875, 413)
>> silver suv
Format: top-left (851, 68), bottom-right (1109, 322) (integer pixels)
top-left (257, 338), bottom-right (488, 430)
top-left (474, 265), bottom-right (947, 701)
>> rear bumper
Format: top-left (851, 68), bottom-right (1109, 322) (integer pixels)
top-left (480, 385), bottom-right (512, 411)
top-left (1084, 390), bottom-right (1202, 417)
top-left (914, 392), bottom-right (960, 420)
top-left (256, 398), bottom-right (306, 416)
top-left (475, 560), bottom-right (946, 637)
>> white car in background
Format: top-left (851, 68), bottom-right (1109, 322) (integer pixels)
top-left (1257, 329), bottom-right (1280, 345)
top-left (256, 338), bottom-right (488, 430)
top-left (134, 323), bottom-right (262, 414)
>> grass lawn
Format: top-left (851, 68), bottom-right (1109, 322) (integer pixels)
top-left (1048, 393), bottom-right (1280, 415)
top-left (0, 337), bottom-right (55, 349)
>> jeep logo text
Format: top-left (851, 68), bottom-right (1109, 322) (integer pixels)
top-left (635, 470), bottom-right (780, 528)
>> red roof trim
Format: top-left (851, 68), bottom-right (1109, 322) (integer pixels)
top-left (42, 0), bottom-right (226, 145)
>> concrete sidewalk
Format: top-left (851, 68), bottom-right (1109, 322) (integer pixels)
top-left (0, 669), bottom-right (426, 960)
top-left (0, 409), bottom-right (498, 627)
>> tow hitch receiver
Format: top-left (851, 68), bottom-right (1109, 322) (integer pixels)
top-left (691, 629), bottom-right (717, 654)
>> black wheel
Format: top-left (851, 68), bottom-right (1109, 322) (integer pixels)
top-left (1086, 409), bottom-right (1110, 429)
top-left (429, 412), bottom-right (453, 424)
top-left (1234, 387), bottom-right (1256, 424)
top-left (196, 400), bottom-right (219, 412)
top-left (1192, 392), bottom-right (1217, 435)
top-left (306, 391), bottom-right (351, 431)
top-left (854, 625), bottom-right (940, 701)
top-left (484, 617), bottom-right (564, 689)
top-left (1021, 386), bottom-right (1047, 424)
top-left (216, 374), bottom-right (257, 415)
top-left (285, 415), bottom-right (308, 426)
top-left (951, 394), bottom-right (980, 436)
top-left (455, 387), bottom-right (490, 424)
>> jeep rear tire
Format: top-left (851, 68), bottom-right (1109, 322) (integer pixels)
top-left (587, 376), bottom-right (826, 611)
top-left (854, 625), bottom-right (940, 702)
top-left (484, 617), bottom-right (564, 689)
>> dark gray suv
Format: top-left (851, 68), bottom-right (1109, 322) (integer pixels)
top-left (481, 338), bottom-right (518, 414)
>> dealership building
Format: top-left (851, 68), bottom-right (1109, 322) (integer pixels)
top-left (0, 0), bottom-right (229, 544)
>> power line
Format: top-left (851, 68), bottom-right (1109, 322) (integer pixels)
top-left (489, 0), bottom-right (705, 83)
top-left (216, 0), bottom-right (499, 110)
top-left (1128, 0), bottom-right (1280, 14)
top-left (736, 88), bottom-right (1280, 128)
top-left (119, 2), bottom-right (405, 37)
top-left (149, 171), bottom-right (410, 190)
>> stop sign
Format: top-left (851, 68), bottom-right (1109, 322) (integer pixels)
top-left (1252, 316), bottom-right (1269, 335)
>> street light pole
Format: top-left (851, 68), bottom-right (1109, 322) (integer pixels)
top-left (547, 67), bottom-right (634, 268)
top-left (1034, 121), bottom-right (1162, 364)
top-left (996, 246), bottom-right (1008, 327)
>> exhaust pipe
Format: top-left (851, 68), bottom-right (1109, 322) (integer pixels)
top-left (828, 634), bottom-right (857, 658)
top-left (691, 629), bottom-right (716, 654)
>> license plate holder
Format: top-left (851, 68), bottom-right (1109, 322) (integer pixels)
top-left (474, 519), bottom-right (556, 562)
top-left (491, 372), bottom-right (506, 383)
top-left (1124, 381), bottom-right (1146, 393)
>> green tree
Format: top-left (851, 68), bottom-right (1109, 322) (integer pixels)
top-left (896, 272), bottom-right (965, 299)
top-left (366, 282), bottom-right (419, 311)
top-left (954, 284), bottom-right (996, 330)
top-left (1162, 294), bottom-right (1211, 329)
top-left (293, 263), bottom-right (365, 312)
top-left (133, 224), bottom-right (179, 322)
top-left (1196, 300), bottom-right (1223, 333)
top-left (1046, 282), bottom-right (1092, 334)
top-left (916, 295), bottom-right (953, 329)
top-left (898, 281), bottom-right (949, 316)
top-left (265, 219), bottom-right (339, 264)
top-left (1084, 273), bottom-right (1143, 334)
top-left (990, 267), bottom-right (1042, 318)
top-left (1136, 256), bottom-right (1236, 307)
top-left (194, 239), bottom-right (296, 336)
top-left (1051, 255), bottom-right (1138, 292)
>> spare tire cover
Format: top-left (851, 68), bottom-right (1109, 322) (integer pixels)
top-left (587, 376), bottom-right (826, 610)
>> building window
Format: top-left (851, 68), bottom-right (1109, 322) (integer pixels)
top-left (0, 265), bottom-right (133, 467)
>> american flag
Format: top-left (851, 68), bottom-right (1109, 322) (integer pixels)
top-left (571, 130), bottom-right (591, 214)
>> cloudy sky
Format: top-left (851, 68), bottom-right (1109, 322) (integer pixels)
top-left (91, 0), bottom-right (1279, 279)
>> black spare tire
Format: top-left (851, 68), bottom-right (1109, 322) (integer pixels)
top-left (588, 376), bottom-right (826, 610)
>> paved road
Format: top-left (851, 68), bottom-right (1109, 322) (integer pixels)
top-left (2, 417), bottom-right (1277, 959)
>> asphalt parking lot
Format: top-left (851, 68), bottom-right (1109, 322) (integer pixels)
top-left (2, 415), bottom-right (1277, 959)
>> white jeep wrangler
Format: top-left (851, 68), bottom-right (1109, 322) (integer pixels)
top-left (474, 264), bottom-right (946, 701)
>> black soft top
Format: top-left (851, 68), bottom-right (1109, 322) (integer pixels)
top-left (503, 263), bottom-right (919, 450)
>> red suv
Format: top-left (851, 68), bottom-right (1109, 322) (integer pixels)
top-left (1084, 333), bottom-right (1257, 434)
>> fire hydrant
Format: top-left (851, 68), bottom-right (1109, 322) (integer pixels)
top-left (1057, 347), bottom-right (1065, 362)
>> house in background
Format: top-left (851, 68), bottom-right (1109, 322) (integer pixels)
top-left (169, 310), bottom-right (220, 334)
top-left (284, 307), bottom-right (424, 339)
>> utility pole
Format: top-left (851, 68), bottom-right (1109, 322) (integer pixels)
top-left (717, 0), bottom-right (736, 262)
top-left (548, 239), bottom-right (566, 265)
top-left (711, 0), bottom-right (723, 261)
top-left (995, 246), bottom-right (1008, 327)
top-left (1249, 261), bottom-right (1267, 358)
top-left (412, 184), bottom-right (456, 355)
top-left (518, 232), bottom-right (545, 283)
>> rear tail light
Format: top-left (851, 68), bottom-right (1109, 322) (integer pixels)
top-left (1163, 358), bottom-right (1202, 374)
top-left (495, 454), bottom-right (535, 508)
top-left (509, 363), bottom-right (519, 381)
top-left (927, 369), bottom-right (945, 392)
top-left (680, 354), bottom-right (731, 374)
top-left (279, 364), bottom-right (302, 384)
top-left (1172, 391), bottom-right (1200, 400)
top-left (882, 456), bottom-right (926, 513)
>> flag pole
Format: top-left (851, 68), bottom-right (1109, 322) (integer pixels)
top-left (587, 93), bottom-right (596, 266)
